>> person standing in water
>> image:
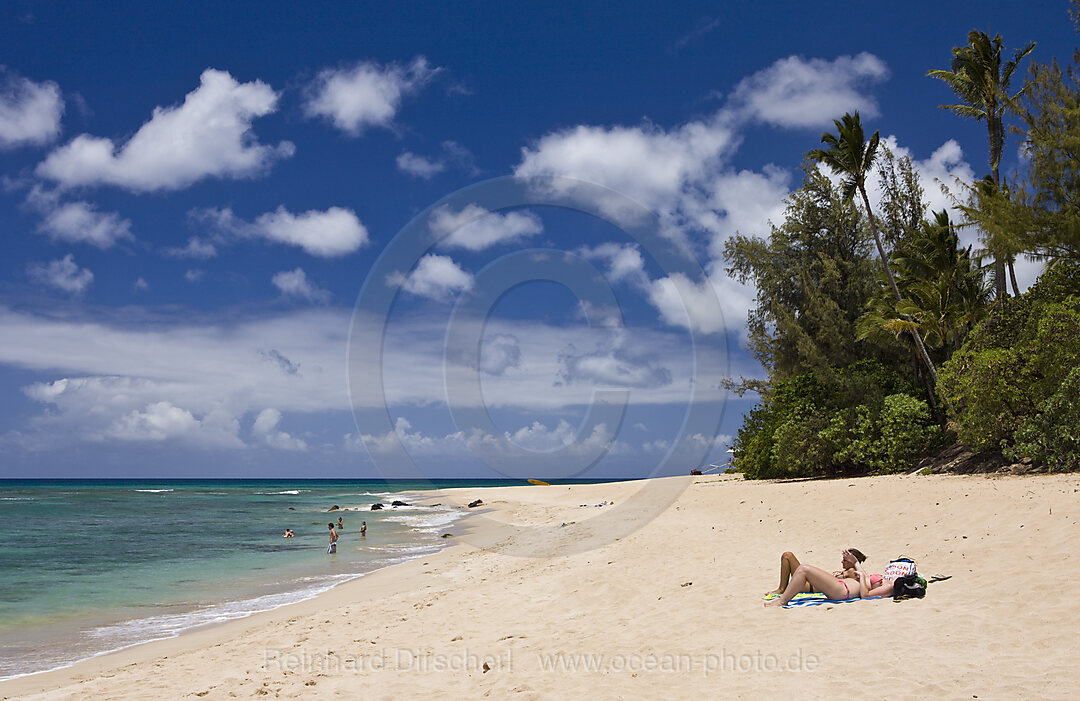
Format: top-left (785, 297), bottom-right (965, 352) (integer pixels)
top-left (327, 523), bottom-right (338, 554)
top-left (337, 516), bottom-right (344, 531)
top-left (360, 521), bottom-right (367, 537)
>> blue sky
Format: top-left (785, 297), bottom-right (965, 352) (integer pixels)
top-left (0, 1), bottom-right (1075, 478)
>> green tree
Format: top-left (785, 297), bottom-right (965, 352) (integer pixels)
top-left (856, 211), bottom-right (991, 405)
top-left (939, 261), bottom-right (1080, 455)
top-left (927, 29), bottom-right (1036, 297)
top-left (1015, 52), bottom-right (1080, 263)
top-left (724, 163), bottom-right (886, 392)
top-left (809, 112), bottom-right (942, 388)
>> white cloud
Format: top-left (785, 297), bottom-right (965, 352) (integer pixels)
top-left (106, 401), bottom-right (243, 448)
top-left (871, 136), bottom-right (975, 219)
top-left (304, 57), bottom-right (439, 135)
top-left (430, 204), bottom-right (543, 251)
top-left (1, 306), bottom-right (728, 455)
top-left (557, 335), bottom-right (673, 389)
top-left (251, 408), bottom-right (307, 450)
top-left (516, 119), bottom-right (736, 216)
top-left (0, 69), bottom-right (63, 148)
top-left (387, 253), bottom-right (473, 301)
top-left (165, 237), bottom-right (217, 259)
top-left (726, 53), bottom-right (889, 128)
top-left (37, 69), bottom-right (293, 192)
top-left (28, 254), bottom-right (93, 294)
top-left (39, 201), bottom-right (132, 248)
top-left (254, 207), bottom-right (368, 257)
top-left (272, 268), bottom-right (331, 303)
top-left (396, 141), bottom-right (478, 179)
top-left (578, 243), bottom-right (649, 287)
top-left (478, 333), bottom-right (522, 376)
top-left (511, 55), bottom-right (896, 339)
top-left (184, 269), bottom-right (204, 282)
top-left (192, 205), bottom-right (369, 257)
top-left (27, 190), bottom-right (133, 249)
top-left (702, 166), bottom-right (790, 258)
top-left (350, 416), bottom-right (621, 458)
top-left (134, 277), bottom-right (149, 291)
top-left (647, 270), bottom-right (749, 336)
top-left (396, 151), bottom-right (445, 179)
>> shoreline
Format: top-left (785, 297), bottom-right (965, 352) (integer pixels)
top-left (0, 485), bottom-right (478, 686)
top-left (3, 472), bottom-right (1079, 699)
top-left (0, 479), bottom-right (538, 696)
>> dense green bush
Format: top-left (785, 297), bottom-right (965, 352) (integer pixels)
top-left (1007, 366), bottom-right (1080, 471)
top-left (939, 261), bottom-right (1080, 459)
top-left (734, 361), bottom-right (941, 479)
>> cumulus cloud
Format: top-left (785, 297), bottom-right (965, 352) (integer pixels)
top-left (350, 416), bottom-right (620, 458)
top-left (387, 253), bottom-right (473, 301)
top-left (701, 166), bottom-right (790, 257)
top-left (28, 254), bottom-right (93, 295)
top-left (184, 269), bottom-right (204, 282)
top-left (874, 136), bottom-right (975, 217)
top-left (516, 119), bottom-right (736, 216)
top-left (304, 57), bottom-right (439, 135)
top-left (647, 271), bottom-right (748, 336)
top-left (512, 54), bottom-right (898, 337)
top-left (37, 69), bottom-right (293, 192)
top-left (106, 401), bottom-right (243, 448)
top-left (430, 204), bottom-right (543, 251)
top-left (191, 205), bottom-right (369, 257)
top-left (251, 408), bottom-right (307, 450)
top-left (578, 243), bottom-right (649, 287)
top-left (396, 151), bottom-right (445, 179)
top-left (0, 69), bottom-right (63, 148)
top-left (478, 333), bottom-right (522, 376)
top-left (271, 268), bottom-right (331, 303)
top-left (25, 186), bottom-right (133, 248)
top-left (726, 53), bottom-right (889, 128)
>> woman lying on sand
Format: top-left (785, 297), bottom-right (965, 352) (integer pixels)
top-left (765, 550), bottom-right (874, 607)
top-left (769, 549), bottom-right (881, 596)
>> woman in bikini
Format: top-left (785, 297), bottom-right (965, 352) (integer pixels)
top-left (769, 548), bottom-right (878, 596)
top-left (765, 549), bottom-right (875, 607)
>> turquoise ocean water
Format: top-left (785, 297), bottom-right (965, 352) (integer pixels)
top-left (0, 479), bottom-right (604, 680)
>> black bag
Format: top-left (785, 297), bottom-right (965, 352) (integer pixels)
top-left (892, 574), bottom-right (927, 600)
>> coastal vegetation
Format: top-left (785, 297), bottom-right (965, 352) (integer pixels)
top-left (730, 18), bottom-right (1080, 477)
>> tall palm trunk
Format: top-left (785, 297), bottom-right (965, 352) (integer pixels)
top-left (990, 153), bottom-right (1008, 299)
top-left (857, 184), bottom-right (941, 386)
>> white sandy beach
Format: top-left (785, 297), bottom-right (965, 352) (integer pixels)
top-left (3, 472), bottom-right (1079, 699)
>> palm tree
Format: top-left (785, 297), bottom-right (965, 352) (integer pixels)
top-left (863, 210), bottom-right (992, 354)
top-left (957, 175), bottom-right (1028, 296)
top-left (810, 112), bottom-right (941, 387)
top-left (927, 29), bottom-right (1036, 297)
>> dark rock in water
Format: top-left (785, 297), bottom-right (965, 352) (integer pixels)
top-left (391, 500), bottom-right (408, 507)
top-left (370, 503), bottom-right (384, 510)
top-left (468, 499), bottom-right (483, 508)
top-left (327, 505), bottom-right (340, 512)
top-left (288, 507), bottom-right (295, 510)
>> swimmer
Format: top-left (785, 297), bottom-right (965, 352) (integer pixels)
top-left (327, 523), bottom-right (338, 554)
